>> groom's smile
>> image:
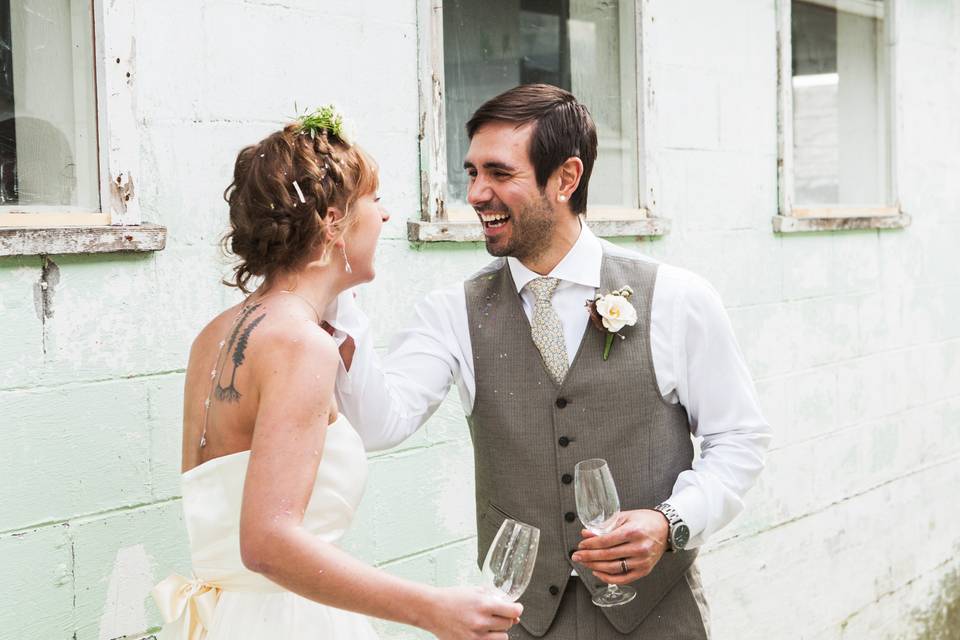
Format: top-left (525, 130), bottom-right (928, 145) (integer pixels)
top-left (478, 210), bottom-right (510, 229)
top-left (477, 206), bottom-right (512, 237)
top-left (478, 203), bottom-right (514, 249)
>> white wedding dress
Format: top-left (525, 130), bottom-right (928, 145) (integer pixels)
top-left (153, 416), bottom-right (379, 639)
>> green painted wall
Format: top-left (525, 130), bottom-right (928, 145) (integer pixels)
top-left (2, 1), bottom-right (959, 639)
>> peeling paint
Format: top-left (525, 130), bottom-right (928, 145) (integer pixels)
top-left (97, 544), bottom-right (152, 640)
top-left (110, 172), bottom-right (136, 216)
top-left (102, 0), bottom-right (142, 226)
top-left (32, 256), bottom-right (60, 321)
top-left (0, 225), bottom-right (166, 256)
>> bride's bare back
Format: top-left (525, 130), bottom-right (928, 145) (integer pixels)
top-left (181, 295), bottom-right (338, 474)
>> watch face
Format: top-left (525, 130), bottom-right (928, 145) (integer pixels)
top-left (673, 524), bottom-right (690, 550)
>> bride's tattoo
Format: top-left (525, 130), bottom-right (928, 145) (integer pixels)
top-left (215, 304), bottom-right (266, 403)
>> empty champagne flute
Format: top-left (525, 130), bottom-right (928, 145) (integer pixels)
top-left (481, 518), bottom-right (540, 602)
top-left (574, 458), bottom-right (637, 607)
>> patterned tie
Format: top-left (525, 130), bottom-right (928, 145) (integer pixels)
top-left (527, 277), bottom-right (569, 385)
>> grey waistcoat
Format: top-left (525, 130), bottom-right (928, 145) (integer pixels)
top-left (465, 252), bottom-right (699, 636)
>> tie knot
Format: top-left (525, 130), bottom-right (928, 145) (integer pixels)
top-left (527, 277), bottom-right (560, 303)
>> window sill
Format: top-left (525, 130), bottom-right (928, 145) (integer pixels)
top-left (0, 223), bottom-right (167, 256)
top-left (407, 216), bottom-right (670, 242)
top-left (772, 213), bottom-right (911, 233)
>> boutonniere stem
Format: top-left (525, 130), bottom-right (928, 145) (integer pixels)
top-left (602, 333), bottom-right (616, 361)
top-left (586, 286), bottom-right (638, 361)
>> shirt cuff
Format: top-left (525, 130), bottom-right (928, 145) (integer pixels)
top-left (663, 486), bottom-right (708, 546)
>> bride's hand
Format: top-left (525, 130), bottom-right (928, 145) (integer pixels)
top-left (425, 585), bottom-right (523, 640)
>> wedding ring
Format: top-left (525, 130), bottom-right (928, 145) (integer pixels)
top-left (620, 559), bottom-right (629, 574)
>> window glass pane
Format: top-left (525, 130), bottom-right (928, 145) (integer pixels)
top-left (443, 0), bottom-right (638, 209)
top-left (0, 0), bottom-right (98, 209)
top-left (791, 0), bottom-right (889, 206)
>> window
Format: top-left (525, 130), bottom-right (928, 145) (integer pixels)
top-left (0, 0), bottom-right (102, 226)
top-left (443, 0), bottom-right (639, 212)
top-left (775, 0), bottom-right (908, 232)
top-left (411, 0), bottom-right (667, 242)
top-left (0, 0), bottom-right (164, 256)
top-left (0, 0), bottom-right (98, 214)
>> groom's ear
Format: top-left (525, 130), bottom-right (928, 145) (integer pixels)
top-left (555, 157), bottom-right (584, 204)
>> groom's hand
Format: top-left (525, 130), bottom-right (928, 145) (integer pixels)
top-left (319, 321), bottom-right (356, 371)
top-left (571, 509), bottom-right (669, 585)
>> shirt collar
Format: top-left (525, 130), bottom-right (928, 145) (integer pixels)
top-left (507, 221), bottom-right (603, 293)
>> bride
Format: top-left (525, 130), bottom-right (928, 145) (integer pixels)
top-left (152, 107), bottom-right (522, 639)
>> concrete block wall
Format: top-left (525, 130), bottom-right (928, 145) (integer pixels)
top-left (631, 2), bottom-right (960, 639)
top-left (0, 1), bottom-right (957, 638)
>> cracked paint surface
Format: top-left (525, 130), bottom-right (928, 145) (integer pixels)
top-left (1, 2), bottom-right (959, 640)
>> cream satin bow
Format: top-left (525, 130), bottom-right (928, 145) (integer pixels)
top-left (152, 573), bottom-right (222, 640)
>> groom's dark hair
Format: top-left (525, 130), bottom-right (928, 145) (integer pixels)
top-left (466, 84), bottom-right (598, 215)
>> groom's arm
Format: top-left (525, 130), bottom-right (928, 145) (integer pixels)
top-left (329, 288), bottom-right (466, 452)
top-left (575, 272), bottom-right (772, 583)
top-left (663, 274), bottom-right (773, 548)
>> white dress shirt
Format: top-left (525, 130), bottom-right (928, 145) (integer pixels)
top-left (332, 224), bottom-right (771, 549)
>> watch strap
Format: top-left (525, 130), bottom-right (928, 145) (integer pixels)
top-left (654, 502), bottom-right (684, 551)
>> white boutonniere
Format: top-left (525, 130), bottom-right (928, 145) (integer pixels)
top-left (585, 286), bottom-right (638, 361)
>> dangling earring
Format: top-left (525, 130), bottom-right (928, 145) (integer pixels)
top-left (341, 245), bottom-right (352, 274)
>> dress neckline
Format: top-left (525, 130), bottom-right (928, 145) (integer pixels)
top-left (182, 448), bottom-right (251, 481)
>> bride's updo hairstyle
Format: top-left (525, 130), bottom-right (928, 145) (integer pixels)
top-left (222, 106), bottom-right (377, 293)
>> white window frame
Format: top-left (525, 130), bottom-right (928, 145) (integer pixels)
top-left (774, 0), bottom-right (910, 232)
top-left (0, 0), bottom-right (165, 256)
top-left (409, 0), bottom-right (668, 242)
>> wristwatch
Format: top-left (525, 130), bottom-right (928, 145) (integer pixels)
top-left (654, 502), bottom-right (690, 552)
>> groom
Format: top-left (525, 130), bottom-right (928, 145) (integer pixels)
top-left (332, 84), bottom-right (771, 638)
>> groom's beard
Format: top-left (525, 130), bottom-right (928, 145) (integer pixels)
top-left (482, 193), bottom-right (554, 262)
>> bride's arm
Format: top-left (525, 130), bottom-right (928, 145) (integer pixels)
top-left (239, 328), bottom-right (519, 638)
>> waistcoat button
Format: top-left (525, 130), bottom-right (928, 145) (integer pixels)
top-left (555, 398), bottom-right (568, 409)
top-left (561, 473), bottom-right (573, 484)
top-left (564, 511), bottom-right (576, 522)
top-left (558, 436), bottom-right (570, 447)
top-left (549, 585), bottom-right (560, 596)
